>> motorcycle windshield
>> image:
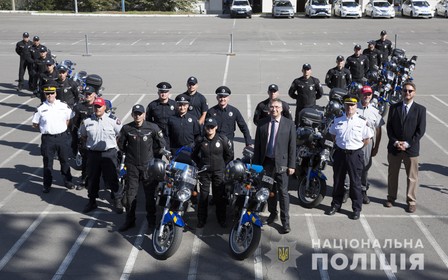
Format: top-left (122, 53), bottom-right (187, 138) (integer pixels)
top-left (177, 165), bottom-right (197, 190)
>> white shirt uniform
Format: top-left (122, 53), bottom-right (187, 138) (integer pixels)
top-left (357, 103), bottom-right (385, 130)
top-left (32, 100), bottom-right (72, 135)
top-left (329, 113), bottom-right (374, 150)
top-left (79, 114), bottom-right (122, 151)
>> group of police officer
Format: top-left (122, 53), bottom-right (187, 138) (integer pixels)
top-left (28, 29), bottom-right (396, 233)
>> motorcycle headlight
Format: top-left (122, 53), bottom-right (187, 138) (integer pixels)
top-left (385, 84), bottom-right (392, 91)
top-left (256, 188), bottom-right (269, 202)
top-left (176, 187), bottom-right (192, 202)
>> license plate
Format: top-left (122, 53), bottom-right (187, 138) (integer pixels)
top-left (324, 139), bottom-right (334, 147)
top-left (262, 175), bottom-right (274, 185)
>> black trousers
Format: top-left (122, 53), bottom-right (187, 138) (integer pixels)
top-left (332, 148), bottom-right (364, 212)
top-left (86, 149), bottom-right (119, 199)
top-left (18, 58), bottom-right (31, 85)
top-left (264, 158), bottom-right (290, 226)
top-left (124, 163), bottom-right (157, 224)
top-left (40, 132), bottom-right (72, 188)
top-left (198, 170), bottom-right (226, 224)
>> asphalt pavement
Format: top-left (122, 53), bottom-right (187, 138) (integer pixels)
top-left (0, 13), bottom-right (447, 280)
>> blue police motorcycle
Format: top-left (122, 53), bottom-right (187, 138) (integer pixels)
top-left (226, 148), bottom-right (274, 260)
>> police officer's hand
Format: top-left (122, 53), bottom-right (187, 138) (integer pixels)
top-left (287, 168), bottom-right (295, 176)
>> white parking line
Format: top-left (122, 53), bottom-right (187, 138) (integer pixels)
top-left (427, 110), bottom-right (448, 128)
top-left (0, 133), bottom-right (40, 169)
top-left (254, 247), bottom-right (263, 280)
top-left (0, 165), bottom-right (42, 209)
top-left (187, 229), bottom-right (204, 280)
top-left (431, 95), bottom-right (448, 107)
top-left (306, 214), bottom-right (330, 280)
top-left (120, 221), bottom-right (148, 280)
top-left (0, 202), bottom-right (57, 271)
top-left (360, 216), bottom-right (397, 280)
top-left (71, 39), bottom-right (84, 46)
top-left (425, 133), bottom-right (448, 156)
top-left (247, 95), bottom-right (253, 137)
top-left (131, 39), bottom-right (141, 46)
top-left (412, 215), bottom-right (448, 269)
top-left (0, 116), bottom-right (33, 141)
top-left (52, 215), bottom-right (98, 280)
top-left (0, 94), bottom-right (14, 103)
top-left (121, 94), bottom-right (145, 122)
top-left (0, 98), bottom-right (34, 120)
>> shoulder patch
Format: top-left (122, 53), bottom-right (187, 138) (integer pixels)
top-left (358, 115), bottom-right (366, 121)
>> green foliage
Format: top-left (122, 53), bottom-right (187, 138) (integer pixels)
top-left (3, 0), bottom-right (198, 12)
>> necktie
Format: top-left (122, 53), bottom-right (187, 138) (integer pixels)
top-left (267, 120), bottom-right (276, 158)
top-left (402, 105), bottom-right (407, 120)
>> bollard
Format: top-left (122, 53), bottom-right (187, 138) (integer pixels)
top-left (227, 33), bottom-right (236, 56)
top-left (83, 34), bottom-right (92, 56)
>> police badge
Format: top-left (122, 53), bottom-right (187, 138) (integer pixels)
top-left (278, 247), bottom-right (289, 262)
top-left (216, 142), bottom-right (220, 148)
top-left (228, 112), bottom-right (233, 117)
top-left (188, 118), bottom-right (192, 122)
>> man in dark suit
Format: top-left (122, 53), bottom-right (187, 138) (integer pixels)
top-left (385, 81), bottom-right (426, 213)
top-left (254, 98), bottom-right (296, 234)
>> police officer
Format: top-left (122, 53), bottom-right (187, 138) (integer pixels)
top-left (32, 82), bottom-right (76, 193)
top-left (345, 44), bottom-right (370, 84)
top-left (253, 84), bottom-right (292, 126)
top-left (38, 58), bottom-right (58, 102)
top-left (15, 32), bottom-right (32, 91)
top-left (357, 86), bottom-right (385, 204)
top-left (288, 63), bottom-right (324, 126)
top-left (55, 64), bottom-right (79, 108)
top-left (79, 97), bottom-right (123, 214)
top-left (117, 104), bottom-right (167, 231)
top-left (206, 86), bottom-right (253, 148)
top-left (72, 86), bottom-right (97, 190)
top-left (179, 76), bottom-right (208, 125)
top-left (363, 40), bottom-right (383, 72)
top-left (167, 94), bottom-right (201, 154)
top-left (25, 36), bottom-right (42, 91)
top-left (146, 82), bottom-right (176, 149)
top-left (325, 55), bottom-right (352, 89)
top-left (33, 45), bottom-right (52, 98)
top-left (327, 94), bottom-right (374, 220)
top-left (192, 117), bottom-right (233, 228)
top-left (375, 30), bottom-right (393, 64)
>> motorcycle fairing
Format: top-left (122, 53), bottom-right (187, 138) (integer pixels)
top-left (246, 164), bottom-right (263, 173)
top-left (162, 211), bottom-right (185, 227)
top-left (241, 211), bottom-right (263, 227)
top-left (310, 169), bottom-right (327, 180)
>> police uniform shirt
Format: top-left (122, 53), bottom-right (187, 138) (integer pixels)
top-left (357, 103), bottom-right (385, 130)
top-left (79, 113), bottom-right (122, 151)
top-left (56, 78), bottom-right (79, 108)
top-left (288, 76), bottom-right (323, 109)
top-left (182, 91), bottom-right (208, 119)
top-left (32, 99), bottom-right (72, 135)
top-left (325, 67), bottom-right (352, 89)
top-left (329, 113), bottom-right (374, 150)
top-left (16, 40), bottom-right (32, 58)
top-left (167, 112), bottom-right (200, 149)
top-left (206, 104), bottom-right (253, 146)
top-left (375, 39), bottom-right (393, 61)
top-left (345, 55), bottom-right (369, 81)
top-left (146, 98), bottom-right (176, 136)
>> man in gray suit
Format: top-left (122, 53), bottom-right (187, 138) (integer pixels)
top-left (253, 98), bottom-right (296, 234)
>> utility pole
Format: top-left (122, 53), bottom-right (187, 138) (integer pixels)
top-left (12, 0), bottom-right (15, 11)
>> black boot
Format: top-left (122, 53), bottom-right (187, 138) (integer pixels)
top-left (83, 198), bottom-right (97, 213)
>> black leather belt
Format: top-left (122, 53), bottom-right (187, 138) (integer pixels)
top-left (88, 148), bottom-right (115, 153)
top-left (43, 130), bottom-right (67, 137)
top-left (336, 147), bottom-right (362, 154)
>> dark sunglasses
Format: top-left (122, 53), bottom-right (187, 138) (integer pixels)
top-left (403, 89), bottom-right (414, 93)
top-left (44, 92), bottom-right (56, 95)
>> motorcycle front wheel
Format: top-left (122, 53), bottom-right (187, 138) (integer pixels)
top-left (152, 221), bottom-right (183, 260)
top-left (229, 220), bottom-right (261, 260)
top-left (297, 176), bottom-right (326, 208)
top-left (377, 100), bottom-right (389, 117)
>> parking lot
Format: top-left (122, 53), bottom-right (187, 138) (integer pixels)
top-left (0, 13), bottom-right (447, 280)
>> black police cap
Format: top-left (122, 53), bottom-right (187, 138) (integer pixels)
top-left (215, 86), bottom-right (231, 96)
top-left (33, 35), bottom-right (40, 41)
top-left (132, 104), bottom-right (145, 114)
top-left (175, 94), bottom-right (190, 104)
top-left (157, 82), bottom-right (172, 92)
top-left (39, 45), bottom-right (47, 52)
top-left (187, 76), bottom-right (198, 85)
top-left (23, 32), bottom-right (29, 38)
top-left (302, 63), bottom-right (312, 70)
top-left (205, 117), bottom-right (218, 127)
top-left (268, 84), bottom-right (278, 92)
top-left (336, 55), bottom-right (344, 62)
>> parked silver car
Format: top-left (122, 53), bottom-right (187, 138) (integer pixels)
top-left (435, 0), bottom-right (448, 17)
top-left (401, 0), bottom-right (433, 18)
top-left (364, 0), bottom-right (396, 18)
top-left (305, 0), bottom-right (331, 17)
top-left (272, 0), bottom-right (295, 18)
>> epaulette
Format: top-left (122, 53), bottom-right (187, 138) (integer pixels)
top-left (358, 115), bottom-right (366, 121)
top-left (108, 114), bottom-right (117, 120)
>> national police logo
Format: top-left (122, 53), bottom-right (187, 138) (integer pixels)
top-left (216, 142), bottom-right (220, 148)
top-left (189, 105), bottom-right (193, 111)
top-left (170, 105), bottom-right (174, 110)
top-left (228, 112), bottom-right (233, 117)
top-left (143, 136), bottom-right (148, 141)
top-left (278, 247), bottom-right (289, 262)
top-left (188, 118), bottom-right (192, 122)
top-left (309, 86), bottom-right (314, 90)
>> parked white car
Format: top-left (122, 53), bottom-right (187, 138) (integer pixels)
top-left (230, 0), bottom-right (252, 18)
top-left (401, 0), bottom-right (433, 18)
top-left (272, 0), bottom-right (295, 18)
top-left (435, 0), bottom-right (448, 17)
top-left (364, 0), bottom-right (396, 18)
top-left (305, 0), bottom-right (331, 17)
top-left (332, 0), bottom-right (362, 18)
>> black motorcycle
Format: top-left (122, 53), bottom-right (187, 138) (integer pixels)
top-left (296, 107), bottom-right (334, 208)
top-left (226, 148), bottom-right (274, 260)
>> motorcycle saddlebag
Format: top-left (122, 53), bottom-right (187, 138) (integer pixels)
top-left (298, 108), bottom-right (323, 127)
top-left (85, 74), bottom-right (103, 92)
top-left (329, 87), bottom-right (347, 103)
